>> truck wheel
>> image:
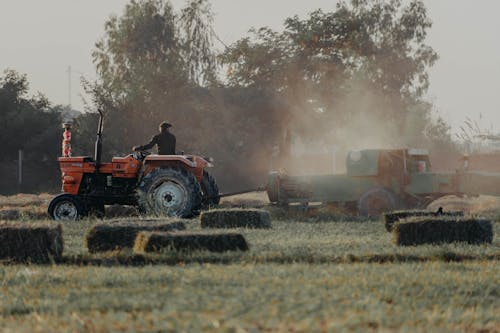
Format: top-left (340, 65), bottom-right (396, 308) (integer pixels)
top-left (201, 170), bottom-right (220, 208)
top-left (137, 167), bottom-right (202, 218)
top-left (358, 187), bottom-right (398, 217)
top-left (48, 194), bottom-right (87, 221)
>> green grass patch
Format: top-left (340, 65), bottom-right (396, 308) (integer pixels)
top-left (0, 262), bottom-right (498, 332)
top-left (0, 214), bottom-right (498, 332)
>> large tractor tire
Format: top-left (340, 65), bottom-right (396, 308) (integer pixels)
top-left (201, 170), bottom-right (220, 208)
top-left (137, 167), bottom-right (202, 218)
top-left (358, 187), bottom-right (398, 217)
top-left (48, 194), bottom-right (87, 221)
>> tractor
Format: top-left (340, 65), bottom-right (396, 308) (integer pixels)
top-left (266, 148), bottom-right (500, 216)
top-left (48, 110), bottom-right (219, 220)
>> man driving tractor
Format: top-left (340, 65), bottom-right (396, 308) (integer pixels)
top-left (133, 121), bottom-right (176, 155)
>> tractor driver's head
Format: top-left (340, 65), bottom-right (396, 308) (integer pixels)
top-left (159, 121), bottom-right (172, 132)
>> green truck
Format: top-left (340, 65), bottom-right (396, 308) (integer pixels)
top-left (266, 148), bottom-right (500, 215)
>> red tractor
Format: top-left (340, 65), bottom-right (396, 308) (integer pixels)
top-left (48, 110), bottom-right (219, 220)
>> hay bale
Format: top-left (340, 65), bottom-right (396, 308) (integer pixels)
top-left (134, 231), bottom-right (249, 253)
top-left (85, 220), bottom-right (186, 253)
top-left (105, 205), bottom-right (139, 218)
top-left (0, 210), bottom-right (21, 221)
top-left (394, 217), bottom-right (493, 246)
top-left (383, 210), bottom-right (464, 232)
top-left (0, 222), bottom-right (63, 262)
top-left (200, 209), bottom-right (271, 229)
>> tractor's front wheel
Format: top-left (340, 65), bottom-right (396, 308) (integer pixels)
top-left (136, 167), bottom-right (202, 218)
top-left (358, 187), bottom-right (398, 217)
top-left (48, 194), bottom-right (87, 221)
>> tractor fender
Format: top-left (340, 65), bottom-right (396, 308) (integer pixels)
top-left (143, 155), bottom-right (197, 168)
top-left (142, 155), bottom-right (211, 182)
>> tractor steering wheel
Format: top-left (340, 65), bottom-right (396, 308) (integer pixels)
top-left (131, 150), bottom-right (150, 161)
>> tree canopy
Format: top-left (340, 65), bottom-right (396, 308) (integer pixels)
top-left (0, 70), bottom-right (62, 193)
top-left (220, 0), bottom-right (444, 148)
top-left (80, 0), bottom-right (217, 158)
top-left (0, 70), bottom-right (61, 161)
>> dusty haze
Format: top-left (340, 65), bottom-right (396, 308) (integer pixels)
top-left (0, 0), bottom-right (499, 135)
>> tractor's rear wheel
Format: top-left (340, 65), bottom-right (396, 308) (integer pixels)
top-left (48, 194), bottom-right (87, 221)
top-left (137, 167), bottom-right (202, 218)
top-left (201, 170), bottom-right (220, 208)
top-left (358, 187), bottom-right (398, 217)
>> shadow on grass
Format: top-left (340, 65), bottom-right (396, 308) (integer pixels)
top-left (3, 251), bottom-right (497, 267)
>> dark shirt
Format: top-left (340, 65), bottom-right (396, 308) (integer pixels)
top-left (138, 131), bottom-right (176, 155)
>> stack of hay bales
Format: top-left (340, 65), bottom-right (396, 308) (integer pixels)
top-left (383, 210), bottom-right (464, 232)
top-left (134, 231), bottom-right (249, 253)
top-left (0, 222), bottom-right (63, 262)
top-left (394, 217), bottom-right (493, 246)
top-left (85, 219), bottom-right (186, 253)
top-left (200, 209), bottom-right (271, 229)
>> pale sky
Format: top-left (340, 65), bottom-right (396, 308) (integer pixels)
top-left (1, 0), bottom-right (499, 134)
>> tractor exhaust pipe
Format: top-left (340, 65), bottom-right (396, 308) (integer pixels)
top-left (94, 109), bottom-right (104, 170)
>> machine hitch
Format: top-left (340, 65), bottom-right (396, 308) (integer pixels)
top-left (209, 186), bottom-right (266, 200)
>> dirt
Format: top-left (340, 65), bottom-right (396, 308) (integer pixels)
top-left (1, 192), bottom-right (499, 220)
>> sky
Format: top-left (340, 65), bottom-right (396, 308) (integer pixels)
top-left (1, 0), bottom-right (499, 134)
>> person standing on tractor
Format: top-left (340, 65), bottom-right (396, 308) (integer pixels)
top-left (133, 121), bottom-right (176, 155)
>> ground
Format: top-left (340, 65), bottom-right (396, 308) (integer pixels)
top-left (0, 193), bottom-right (499, 332)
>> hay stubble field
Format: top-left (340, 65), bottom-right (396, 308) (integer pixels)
top-left (0, 193), bottom-right (499, 332)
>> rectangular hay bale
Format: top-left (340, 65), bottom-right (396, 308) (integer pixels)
top-left (394, 217), bottom-right (493, 246)
top-left (383, 210), bottom-right (464, 232)
top-left (134, 231), bottom-right (249, 253)
top-left (0, 222), bottom-right (63, 262)
top-left (85, 219), bottom-right (186, 253)
top-left (0, 210), bottom-right (21, 221)
top-left (200, 209), bottom-right (271, 229)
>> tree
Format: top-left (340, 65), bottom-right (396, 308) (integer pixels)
top-left (0, 69), bottom-right (62, 193)
top-left (83, 0), bottom-right (217, 159)
top-left (221, 0), bottom-right (445, 150)
top-left (180, 0), bottom-right (217, 86)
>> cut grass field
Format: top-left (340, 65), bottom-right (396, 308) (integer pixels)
top-left (1, 262), bottom-right (498, 332)
top-left (0, 193), bottom-right (499, 332)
